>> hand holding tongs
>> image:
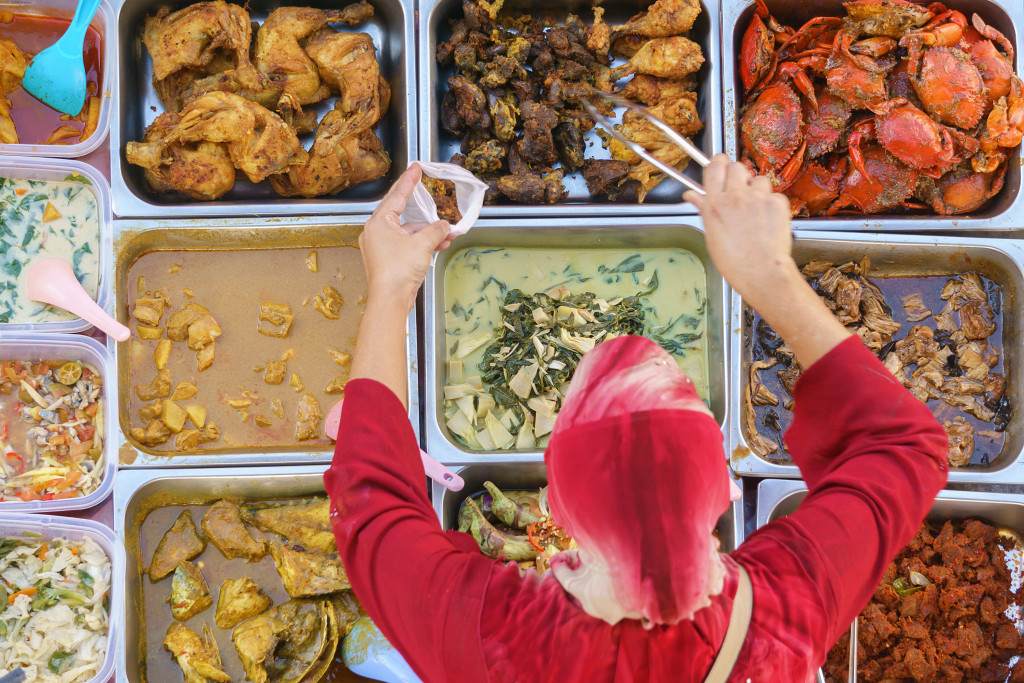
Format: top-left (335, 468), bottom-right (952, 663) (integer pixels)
top-left (581, 90), bottom-right (711, 196)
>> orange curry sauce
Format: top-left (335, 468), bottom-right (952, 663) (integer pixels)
top-left (0, 13), bottom-right (103, 145)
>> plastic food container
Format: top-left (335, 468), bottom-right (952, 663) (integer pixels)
top-left (0, 333), bottom-right (116, 513)
top-left (0, 512), bottom-right (124, 683)
top-left (0, 0), bottom-right (116, 159)
top-left (0, 157), bottom-right (113, 334)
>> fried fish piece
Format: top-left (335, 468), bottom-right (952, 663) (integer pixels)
top-left (243, 498), bottom-right (336, 553)
top-left (231, 598), bottom-right (338, 683)
top-left (150, 510), bottom-right (206, 582)
top-left (215, 577), bottom-right (273, 630)
top-left (202, 499), bottom-right (268, 561)
top-left (170, 560), bottom-right (213, 621)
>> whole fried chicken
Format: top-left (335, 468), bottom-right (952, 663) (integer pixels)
top-left (254, 4), bottom-right (372, 107)
top-left (0, 39), bottom-right (26, 144)
top-left (611, 0), bottom-right (701, 39)
top-left (128, 92), bottom-right (307, 185)
top-left (126, 111), bottom-right (236, 200)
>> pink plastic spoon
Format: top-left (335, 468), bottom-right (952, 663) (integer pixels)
top-left (25, 258), bottom-right (130, 342)
top-left (327, 398), bottom-right (464, 492)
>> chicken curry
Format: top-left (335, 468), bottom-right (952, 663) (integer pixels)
top-left (125, 243), bottom-right (365, 454)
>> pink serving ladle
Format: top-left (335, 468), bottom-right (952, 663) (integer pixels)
top-left (25, 258), bottom-right (130, 341)
top-left (327, 398), bottom-right (464, 492)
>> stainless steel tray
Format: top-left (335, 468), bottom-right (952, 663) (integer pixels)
top-left (435, 463), bottom-right (745, 552)
top-left (418, 0), bottom-right (722, 217)
top-left (111, 216), bottom-right (419, 467)
top-left (423, 216), bottom-right (729, 465)
top-left (110, 0), bottom-right (415, 218)
top-left (729, 232), bottom-right (1024, 484)
top-left (756, 479), bottom-right (1024, 683)
top-left (720, 0), bottom-right (1024, 232)
top-left (113, 465), bottom-right (332, 683)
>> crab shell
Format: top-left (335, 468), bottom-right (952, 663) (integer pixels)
top-left (962, 25), bottom-right (1014, 105)
top-left (804, 88), bottom-right (852, 158)
top-left (831, 145), bottom-right (919, 213)
top-left (912, 46), bottom-right (987, 129)
top-left (875, 100), bottom-right (962, 173)
top-left (740, 13), bottom-right (775, 93)
top-left (741, 81), bottom-right (804, 172)
top-left (784, 156), bottom-right (849, 215)
top-left (843, 0), bottom-right (934, 38)
top-left (915, 163), bottom-right (1006, 214)
top-left (826, 50), bottom-right (889, 111)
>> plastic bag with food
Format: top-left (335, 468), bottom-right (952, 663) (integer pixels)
top-left (399, 161), bottom-right (488, 237)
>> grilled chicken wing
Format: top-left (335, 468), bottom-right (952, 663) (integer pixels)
top-left (269, 541), bottom-right (350, 598)
top-left (0, 39), bottom-right (26, 144)
top-left (608, 36), bottom-right (704, 81)
top-left (150, 510), bottom-right (206, 582)
top-left (164, 622), bottom-right (232, 683)
top-left (202, 499), bottom-right (268, 561)
top-left (128, 92), bottom-right (306, 185)
top-left (125, 111), bottom-right (236, 201)
top-left (170, 560), bottom-right (213, 621)
top-left (611, 0), bottom-right (701, 39)
top-left (215, 577), bottom-right (273, 630)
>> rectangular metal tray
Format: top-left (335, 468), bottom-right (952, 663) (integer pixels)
top-left (110, 0), bottom-right (415, 218)
top-left (729, 232), bottom-right (1024, 483)
top-left (720, 0), bottom-right (1024, 232)
top-left (418, 0), bottom-right (722, 217)
top-left (756, 479), bottom-right (1024, 683)
top-left (423, 216), bottom-right (729, 465)
top-left (435, 463), bottom-right (745, 552)
top-left (111, 216), bottom-right (419, 467)
top-left (112, 465), bottom-right (332, 683)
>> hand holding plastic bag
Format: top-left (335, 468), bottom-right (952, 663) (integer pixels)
top-left (399, 161), bottom-right (488, 237)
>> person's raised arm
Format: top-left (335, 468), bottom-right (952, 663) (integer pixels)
top-left (350, 163), bottom-right (452, 407)
top-left (685, 155), bottom-right (851, 367)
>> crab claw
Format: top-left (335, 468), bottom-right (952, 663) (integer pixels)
top-left (777, 62), bottom-right (818, 112)
top-left (971, 13), bottom-right (1014, 60)
top-left (740, 13), bottom-right (775, 92)
top-left (848, 119), bottom-right (876, 180)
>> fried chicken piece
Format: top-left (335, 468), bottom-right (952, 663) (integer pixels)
top-left (612, 34), bottom-right (649, 60)
top-left (164, 623), bottom-right (231, 683)
top-left (305, 30), bottom-right (384, 121)
top-left (143, 1), bottom-right (253, 83)
top-left (244, 498), bottom-right (336, 554)
top-left (608, 36), bottom-right (705, 82)
top-left (647, 93), bottom-right (703, 136)
top-left (611, 0), bottom-right (701, 39)
top-left (616, 74), bottom-right (697, 106)
top-left (582, 159), bottom-right (630, 195)
top-left (128, 92), bottom-right (306, 185)
top-left (254, 6), bottom-right (364, 106)
top-left (0, 40), bottom-right (26, 144)
top-left (609, 110), bottom-right (694, 201)
top-left (270, 100), bottom-right (391, 198)
top-left (126, 111), bottom-right (236, 201)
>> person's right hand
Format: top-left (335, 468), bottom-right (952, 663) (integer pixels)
top-left (684, 155), bottom-right (797, 310)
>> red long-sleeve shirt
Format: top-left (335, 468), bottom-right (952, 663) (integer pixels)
top-left (326, 336), bottom-right (949, 682)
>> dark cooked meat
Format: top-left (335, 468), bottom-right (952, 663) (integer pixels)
top-left (496, 171), bottom-right (567, 203)
top-left (448, 75), bottom-right (490, 129)
top-left (422, 176), bottom-right (462, 223)
top-left (825, 519), bottom-right (1021, 683)
top-left (582, 158), bottom-right (629, 195)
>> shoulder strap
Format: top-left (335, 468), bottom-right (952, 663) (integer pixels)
top-left (703, 564), bottom-right (753, 683)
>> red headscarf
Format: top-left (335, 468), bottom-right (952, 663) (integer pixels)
top-left (545, 335), bottom-right (731, 625)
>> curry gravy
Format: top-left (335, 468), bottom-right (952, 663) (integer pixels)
top-left (126, 245), bottom-right (365, 453)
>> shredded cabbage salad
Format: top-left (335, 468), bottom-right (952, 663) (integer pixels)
top-left (0, 535), bottom-right (111, 682)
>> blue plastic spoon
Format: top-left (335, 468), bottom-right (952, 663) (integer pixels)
top-left (21, 0), bottom-right (102, 116)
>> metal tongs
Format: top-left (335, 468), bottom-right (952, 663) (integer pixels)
top-left (581, 90), bottom-right (711, 196)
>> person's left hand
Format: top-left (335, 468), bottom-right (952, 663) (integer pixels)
top-left (360, 164), bottom-right (452, 311)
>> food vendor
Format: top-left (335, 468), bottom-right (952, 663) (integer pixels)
top-left (325, 157), bottom-right (949, 682)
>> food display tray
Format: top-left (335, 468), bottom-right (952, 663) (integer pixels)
top-left (0, 157), bottom-right (113, 335)
top-left (110, 216), bottom-right (419, 468)
top-left (0, 512), bottom-right (125, 683)
top-left (756, 479), bottom-right (1024, 683)
top-left (0, 334), bottom-right (117, 513)
top-left (434, 463), bottom-right (745, 552)
top-left (422, 216), bottom-right (729, 465)
top-left (720, 0), bottom-right (1024, 232)
top-left (418, 0), bottom-right (722, 217)
top-left (0, 0), bottom-right (116, 159)
top-left (112, 465), bottom-right (332, 683)
top-left (729, 232), bottom-right (1024, 484)
top-left (109, 0), bottom-right (415, 218)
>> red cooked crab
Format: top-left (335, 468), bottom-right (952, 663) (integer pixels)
top-left (784, 156), bottom-right (849, 215)
top-left (915, 162), bottom-right (1005, 214)
top-left (740, 81), bottom-right (804, 174)
top-left (827, 145), bottom-right (920, 213)
top-left (803, 87), bottom-right (852, 157)
top-left (961, 14), bottom-right (1015, 106)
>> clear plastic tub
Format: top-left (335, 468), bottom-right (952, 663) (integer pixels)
top-left (0, 512), bottom-right (124, 683)
top-left (0, 157), bottom-right (112, 334)
top-left (0, 333), bottom-right (116, 513)
top-left (0, 0), bottom-right (116, 158)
